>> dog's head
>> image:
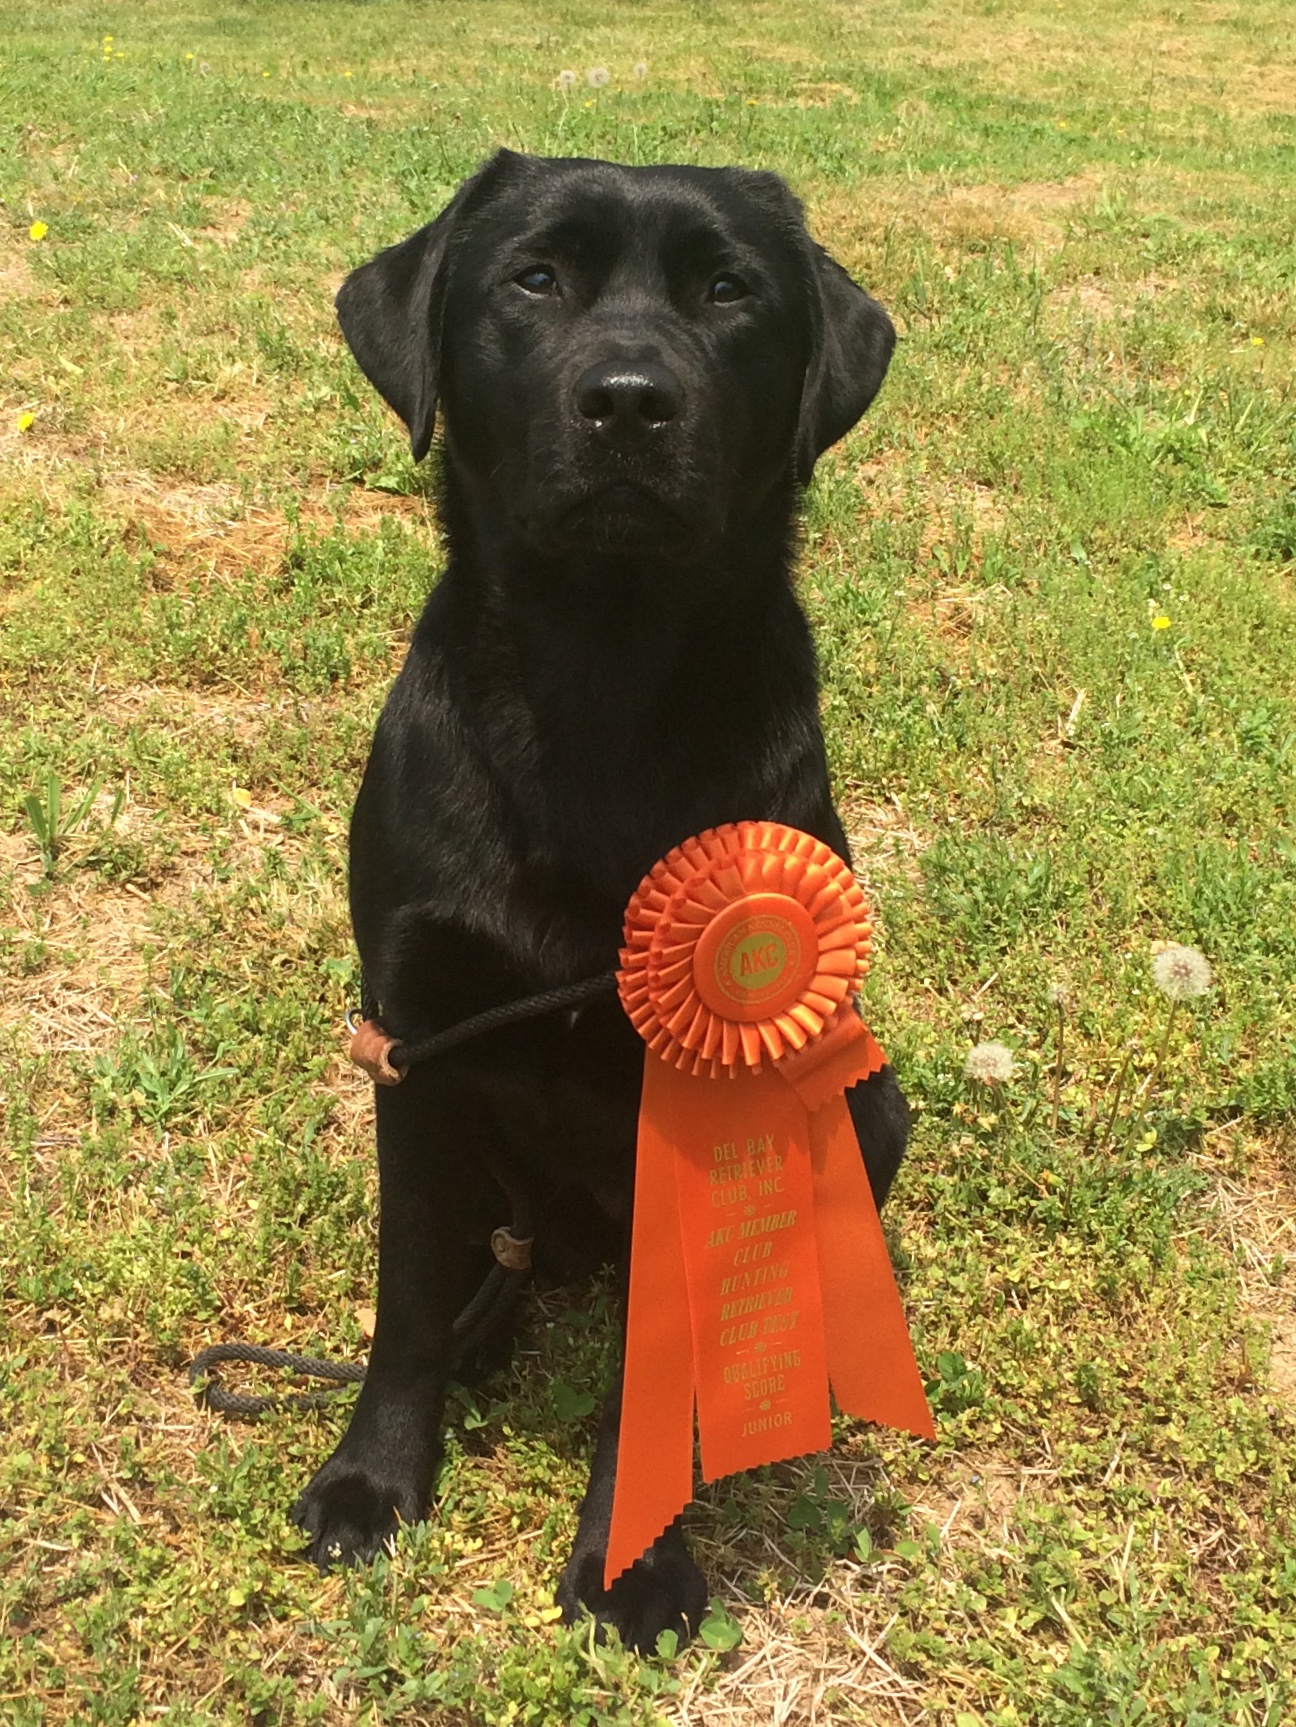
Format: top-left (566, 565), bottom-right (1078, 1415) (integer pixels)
top-left (337, 152), bottom-right (894, 556)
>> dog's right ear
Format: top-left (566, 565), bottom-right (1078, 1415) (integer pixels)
top-left (336, 221), bottom-right (449, 462)
top-left (336, 154), bottom-right (518, 461)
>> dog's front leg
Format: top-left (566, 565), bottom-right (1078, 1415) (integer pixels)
top-left (292, 1067), bottom-right (483, 1568)
top-left (556, 1367), bottom-right (708, 1651)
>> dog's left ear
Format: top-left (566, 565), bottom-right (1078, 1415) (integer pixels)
top-left (796, 247), bottom-right (896, 485)
top-left (336, 153), bottom-right (518, 461)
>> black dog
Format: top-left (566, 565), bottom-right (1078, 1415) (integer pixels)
top-left (292, 150), bottom-right (909, 1651)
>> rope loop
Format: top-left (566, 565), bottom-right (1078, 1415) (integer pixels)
top-left (188, 1344), bottom-right (365, 1418)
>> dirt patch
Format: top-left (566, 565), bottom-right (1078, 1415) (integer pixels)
top-left (0, 738), bottom-right (347, 1082)
top-left (668, 1579), bottom-right (922, 1725)
top-left (1265, 1313), bottom-right (1296, 1401)
top-left (0, 241), bottom-right (37, 304)
top-left (894, 475), bottom-right (1015, 659)
top-left (0, 875), bottom-right (163, 1057)
top-left (1225, 58), bottom-right (1296, 117)
top-left (731, 40), bottom-right (818, 67)
top-left (104, 478), bottom-right (296, 584)
top-left (1203, 1137), bottom-right (1296, 1402)
top-left (669, 1444), bottom-right (1053, 1726)
top-left (0, 412), bottom-right (99, 487)
top-left (788, 81), bottom-right (858, 107)
top-left (1052, 279), bottom-right (1125, 322)
top-left (933, 175), bottom-right (1101, 246)
top-left (324, 1050), bottom-right (376, 1159)
top-left (89, 680), bottom-right (307, 746)
top-left (841, 797), bottom-right (931, 891)
top-left (909, 581), bottom-right (1005, 639)
top-left (96, 471), bottom-right (434, 585)
top-left (811, 173), bottom-right (1100, 263)
top-left (911, 1448), bottom-right (1057, 1548)
top-left (1047, 271), bottom-right (1178, 325)
top-left (196, 197), bottom-right (252, 247)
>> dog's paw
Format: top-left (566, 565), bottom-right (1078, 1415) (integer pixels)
top-left (555, 1530), bottom-right (708, 1653)
top-left (290, 1458), bottom-right (425, 1570)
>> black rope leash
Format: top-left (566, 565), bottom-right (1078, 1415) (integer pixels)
top-left (189, 969), bottom-right (618, 1419)
top-left (363, 970), bottom-right (618, 1074)
top-left (187, 1344), bottom-right (365, 1417)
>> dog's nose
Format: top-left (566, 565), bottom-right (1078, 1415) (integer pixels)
top-left (575, 362), bottom-right (683, 432)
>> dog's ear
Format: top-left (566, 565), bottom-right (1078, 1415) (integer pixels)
top-left (336, 153), bottom-right (520, 461)
top-left (335, 216), bottom-right (453, 462)
top-left (796, 247), bottom-right (896, 485)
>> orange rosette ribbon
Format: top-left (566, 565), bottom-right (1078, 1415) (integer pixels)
top-left (606, 821), bottom-right (934, 1590)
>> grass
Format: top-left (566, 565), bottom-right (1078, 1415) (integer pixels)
top-left (2, 1), bottom-right (1295, 1721)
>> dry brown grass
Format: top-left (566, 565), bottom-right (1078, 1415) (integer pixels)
top-left (1205, 1134), bottom-right (1296, 1403)
top-left (0, 241), bottom-right (37, 306)
top-left (842, 798), bottom-right (932, 891)
top-left (810, 174), bottom-right (1103, 270)
top-left (863, 1), bottom-right (1296, 121)
top-left (0, 872), bottom-right (159, 1057)
top-left (669, 1581), bottom-right (923, 1724)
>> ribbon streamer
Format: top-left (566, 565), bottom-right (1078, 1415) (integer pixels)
top-left (605, 822), bottom-right (934, 1590)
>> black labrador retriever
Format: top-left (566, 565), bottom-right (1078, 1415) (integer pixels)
top-left (292, 149), bottom-right (909, 1652)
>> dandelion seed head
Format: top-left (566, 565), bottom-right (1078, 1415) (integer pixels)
top-left (587, 65), bottom-right (610, 88)
top-left (1152, 943), bottom-right (1212, 1001)
top-left (964, 1041), bottom-right (1015, 1085)
top-left (1047, 980), bottom-right (1072, 1010)
top-left (633, 61), bottom-right (649, 79)
top-left (557, 69), bottom-right (577, 91)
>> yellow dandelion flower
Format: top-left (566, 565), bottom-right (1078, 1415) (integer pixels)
top-left (1251, 336), bottom-right (1265, 347)
top-left (186, 52), bottom-right (194, 60)
top-left (17, 411), bottom-right (35, 432)
top-left (28, 220), bottom-right (48, 241)
top-left (1151, 614), bottom-right (1171, 631)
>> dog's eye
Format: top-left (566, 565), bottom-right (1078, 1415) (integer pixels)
top-left (516, 265), bottom-right (559, 297)
top-left (707, 275), bottom-right (749, 305)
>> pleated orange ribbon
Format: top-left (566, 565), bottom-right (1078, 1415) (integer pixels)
top-left (605, 821), bottom-right (934, 1589)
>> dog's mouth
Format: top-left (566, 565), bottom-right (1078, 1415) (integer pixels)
top-left (544, 481), bottom-right (704, 554)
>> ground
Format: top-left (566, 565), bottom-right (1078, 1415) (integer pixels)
top-left (1, 2), bottom-right (1294, 1723)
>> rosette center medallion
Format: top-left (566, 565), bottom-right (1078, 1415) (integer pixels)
top-left (693, 892), bottom-right (818, 1018)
